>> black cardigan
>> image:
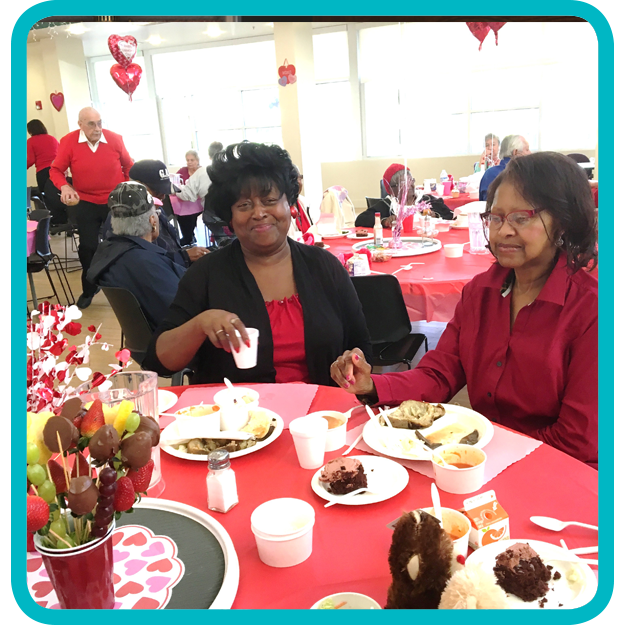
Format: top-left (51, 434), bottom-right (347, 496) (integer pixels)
top-left (143, 238), bottom-right (372, 385)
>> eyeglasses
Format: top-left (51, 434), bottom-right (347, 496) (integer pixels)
top-left (481, 209), bottom-right (537, 229)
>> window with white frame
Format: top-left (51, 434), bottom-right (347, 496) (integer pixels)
top-left (358, 21), bottom-right (598, 158)
top-left (151, 40), bottom-right (282, 167)
top-left (90, 55), bottom-right (163, 162)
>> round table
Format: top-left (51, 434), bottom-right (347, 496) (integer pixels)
top-left (327, 228), bottom-right (495, 322)
top-left (157, 383), bottom-right (598, 609)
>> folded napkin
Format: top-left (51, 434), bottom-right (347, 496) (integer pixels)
top-left (346, 422), bottom-right (542, 484)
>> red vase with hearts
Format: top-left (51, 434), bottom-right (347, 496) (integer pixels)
top-left (34, 521), bottom-right (116, 609)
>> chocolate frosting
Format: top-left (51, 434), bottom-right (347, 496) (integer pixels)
top-left (88, 424), bottom-right (120, 461)
top-left (120, 431), bottom-right (153, 469)
top-left (135, 416), bottom-right (160, 447)
top-left (319, 457), bottom-right (363, 482)
top-left (67, 475), bottom-right (99, 515)
top-left (495, 542), bottom-right (540, 570)
top-left (43, 416), bottom-right (79, 452)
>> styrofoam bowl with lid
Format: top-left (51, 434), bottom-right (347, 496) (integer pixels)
top-left (251, 498), bottom-right (315, 568)
top-left (305, 410), bottom-right (348, 452)
top-left (311, 592), bottom-right (382, 609)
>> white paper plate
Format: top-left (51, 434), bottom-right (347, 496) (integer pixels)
top-left (158, 389), bottom-right (179, 414)
top-left (466, 539), bottom-right (597, 609)
top-left (136, 498), bottom-right (239, 609)
top-left (322, 231), bottom-right (350, 240)
top-left (160, 409), bottom-right (284, 461)
top-left (450, 222), bottom-right (469, 229)
top-left (311, 455), bottom-right (409, 506)
top-left (346, 232), bottom-right (374, 240)
top-left (362, 403), bottom-right (494, 461)
top-left (351, 237), bottom-right (442, 258)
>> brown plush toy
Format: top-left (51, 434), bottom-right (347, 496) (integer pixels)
top-left (386, 510), bottom-right (454, 609)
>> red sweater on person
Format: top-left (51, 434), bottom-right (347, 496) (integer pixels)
top-left (49, 129), bottom-right (134, 204)
top-left (27, 134), bottom-right (59, 171)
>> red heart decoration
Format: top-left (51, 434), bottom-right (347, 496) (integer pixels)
top-left (123, 532), bottom-right (147, 547)
top-left (32, 581), bottom-right (54, 598)
top-left (112, 532), bottom-right (124, 546)
top-left (466, 22), bottom-right (491, 50)
top-left (115, 348), bottom-right (131, 363)
top-left (50, 92), bottom-right (64, 112)
top-left (110, 63), bottom-right (143, 100)
top-left (27, 557), bottom-right (42, 572)
top-left (132, 597), bottom-right (161, 609)
top-left (115, 580), bottom-right (144, 598)
top-left (147, 558), bottom-right (173, 573)
top-left (278, 62), bottom-right (296, 77)
top-left (108, 35), bottom-right (137, 69)
top-left (487, 22), bottom-right (506, 45)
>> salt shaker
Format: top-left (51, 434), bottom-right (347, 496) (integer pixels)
top-left (206, 449), bottom-right (239, 513)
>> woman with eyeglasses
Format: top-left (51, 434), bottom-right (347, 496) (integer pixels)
top-left (331, 152), bottom-right (598, 468)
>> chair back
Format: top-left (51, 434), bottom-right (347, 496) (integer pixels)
top-left (28, 209), bottom-right (53, 259)
top-left (101, 287), bottom-right (153, 365)
top-left (351, 274), bottom-right (411, 345)
top-left (380, 180), bottom-right (389, 199)
top-left (365, 197), bottom-right (383, 210)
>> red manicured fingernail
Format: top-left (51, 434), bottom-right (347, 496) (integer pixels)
top-left (354, 354), bottom-right (360, 361)
top-left (246, 340), bottom-right (251, 348)
top-left (344, 383), bottom-right (351, 389)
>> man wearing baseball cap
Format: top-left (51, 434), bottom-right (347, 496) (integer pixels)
top-left (355, 164), bottom-right (416, 228)
top-left (87, 181), bottom-right (187, 332)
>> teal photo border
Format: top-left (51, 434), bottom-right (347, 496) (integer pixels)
top-left (13, 0), bottom-right (613, 622)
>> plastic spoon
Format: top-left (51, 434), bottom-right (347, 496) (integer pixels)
top-left (530, 516), bottom-right (598, 532)
top-left (431, 450), bottom-right (459, 470)
top-left (324, 487), bottom-right (376, 508)
top-left (430, 483), bottom-right (443, 523)
top-left (223, 377), bottom-right (237, 400)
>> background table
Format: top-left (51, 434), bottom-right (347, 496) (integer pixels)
top-left (327, 229), bottom-right (494, 322)
top-left (157, 383), bottom-right (598, 609)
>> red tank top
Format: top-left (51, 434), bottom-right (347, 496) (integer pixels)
top-left (265, 294), bottom-right (310, 383)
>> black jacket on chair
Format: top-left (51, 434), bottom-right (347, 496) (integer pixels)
top-left (143, 238), bottom-right (372, 385)
top-left (355, 198), bottom-right (392, 228)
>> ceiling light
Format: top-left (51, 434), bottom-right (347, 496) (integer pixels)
top-left (66, 24), bottom-right (87, 35)
top-left (266, 23), bottom-right (274, 28)
top-left (203, 24), bottom-right (224, 38)
top-left (147, 35), bottom-right (164, 45)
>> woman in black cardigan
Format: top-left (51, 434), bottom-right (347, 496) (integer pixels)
top-left (143, 142), bottom-right (371, 385)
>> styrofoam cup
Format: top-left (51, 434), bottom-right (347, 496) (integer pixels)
top-left (436, 183), bottom-right (445, 195)
top-left (444, 243), bottom-right (465, 258)
top-left (290, 416), bottom-right (328, 469)
top-left (431, 443), bottom-right (487, 494)
top-left (423, 507), bottom-right (471, 559)
top-left (306, 410), bottom-right (347, 452)
top-left (229, 328), bottom-right (259, 369)
top-left (251, 498), bottom-right (315, 567)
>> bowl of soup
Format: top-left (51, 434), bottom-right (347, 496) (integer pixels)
top-left (305, 410), bottom-right (348, 452)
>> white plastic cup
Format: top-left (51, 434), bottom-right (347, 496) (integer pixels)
top-left (431, 443), bottom-right (487, 494)
top-left (229, 328), bottom-right (259, 369)
top-left (423, 507), bottom-right (471, 559)
top-left (290, 416), bottom-right (328, 469)
top-left (306, 410), bottom-right (347, 452)
top-left (436, 183), bottom-right (445, 196)
top-left (251, 498), bottom-right (315, 567)
top-left (444, 243), bottom-right (465, 258)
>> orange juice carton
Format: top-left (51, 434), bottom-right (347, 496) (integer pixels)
top-left (461, 490), bottom-right (509, 550)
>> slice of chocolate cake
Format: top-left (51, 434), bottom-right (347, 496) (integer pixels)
top-left (493, 542), bottom-right (552, 602)
top-left (319, 457), bottom-right (367, 495)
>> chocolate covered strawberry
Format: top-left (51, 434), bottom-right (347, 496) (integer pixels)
top-left (80, 399), bottom-right (105, 438)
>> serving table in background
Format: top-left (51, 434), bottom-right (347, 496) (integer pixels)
top-left (157, 383), bottom-right (598, 609)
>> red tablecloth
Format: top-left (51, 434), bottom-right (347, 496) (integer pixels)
top-left (433, 193), bottom-right (477, 211)
top-left (27, 221), bottom-right (37, 257)
top-left (327, 229), bottom-right (495, 322)
top-left (157, 383), bottom-right (598, 609)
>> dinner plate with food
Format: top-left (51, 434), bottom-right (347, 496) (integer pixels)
top-left (362, 400), bottom-right (494, 461)
top-left (322, 230), bottom-right (351, 240)
top-left (465, 539), bottom-right (597, 609)
top-left (351, 237), bottom-right (442, 257)
top-left (311, 455), bottom-right (409, 506)
top-left (346, 230), bottom-right (374, 240)
top-left (160, 407), bottom-right (284, 460)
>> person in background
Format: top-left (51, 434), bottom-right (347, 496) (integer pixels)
top-left (333, 152), bottom-right (598, 468)
top-left (49, 107), bottom-right (134, 309)
top-left (287, 165), bottom-right (312, 239)
top-left (27, 119), bottom-right (60, 194)
top-left (125, 159), bottom-right (210, 265)
top-left (479, 134), bottom-right (531, 201)
top-left (474, 133), bottom-right (500, 172)
top-left (143, 141), bottom-right (371, 385)
top-left (172, 150), bottom-right (204, 246)
top-left (176, 141), bottom-right (223, 204)
top-left (88, 182), bottom-right (186, 332)
top-left (355, 164), bottom-right (416, 228)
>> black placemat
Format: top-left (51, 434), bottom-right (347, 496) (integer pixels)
top-left (118, 507), bottom-right (226, 609)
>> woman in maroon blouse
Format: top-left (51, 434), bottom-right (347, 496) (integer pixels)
top-left (332, 152), bottom-right (599, 468)
top-left (27, 119), bottom-right (59, 194)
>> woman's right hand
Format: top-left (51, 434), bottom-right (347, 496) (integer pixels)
top-left (330, 349), bottom-right (375, 395)
top-left (196, 309), bottom-right (250, 353)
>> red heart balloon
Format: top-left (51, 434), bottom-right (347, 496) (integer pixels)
top-left (466, 22), bottom-right (491, 51)
top-left (488, 22), bottom-right (506, 45)
top-left (108, 35), bottom-right (137, 69)
top-left (50, 92), bottom-right (64, 112)
top-left (278, 63), bottom-right (296, 77)
top-left (110, 63), bottom-right (143, 100)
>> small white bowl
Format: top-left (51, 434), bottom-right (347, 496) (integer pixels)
top-left (444, 243), bottom-right (465, 258)
top-left (213, 387), bottom-right (260, 409)
top-left (432, 443), bottom-right (487, 494)
top-left (311, 592), bottom-right (382, 609)
top-left (306, 410), bottom-right (348, 452)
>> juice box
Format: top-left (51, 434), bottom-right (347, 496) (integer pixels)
top-left (461, 490), bottom-right (509, 550)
